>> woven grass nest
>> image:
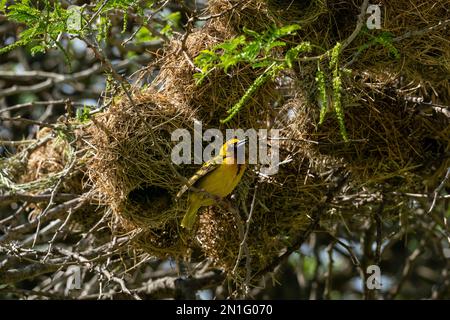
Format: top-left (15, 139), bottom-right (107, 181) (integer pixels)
top-left (6, 125), bottom-right (102, 230)
top-left (86, 0), bottom-right (450, 280)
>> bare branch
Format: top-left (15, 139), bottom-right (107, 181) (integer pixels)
top-left (0, 198), bottom-right (87, 244)
top-left (0, 192), bottom-right (78, 204)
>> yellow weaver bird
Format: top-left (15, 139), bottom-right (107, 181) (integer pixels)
top-left (177, 138), bottom-right (247, 229)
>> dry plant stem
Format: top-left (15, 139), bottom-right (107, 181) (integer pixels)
top-left (393, 18), bottom-right (450, 42)
top-left (178, 16), bottom-right (198, 71)
top-left (392, 192), bottom-right (450, 199)
top-left (75, 208), bottom-right (112, 246)
top-left (230, 206), bottom-right (246, 281)
top-left (292, 0), bottom-right (370, 65)
top-left (0, 140), bottom-right (36, 146)
top-left (76, 270), bottom-right (226, 300)
top-left (80, 37), bottom-right (128, 85)
top-left (86, 0), bottom-right (109, 27)
top-left (0, 288), bottom-right (72, 299)
top-left (21, 220), bottom-right (62, 246)
top-left (340, 0), bottom-right (369, 51)
top-left (431, 262), bottom-right (449, 299)
top-left (44, 245), bottom-right (135, 285)
top-left (362, 226), bottom-right (375, 300)
top-left (308, 236), bottom-right (320, 300)
top-left (0, 205), bottom-right (26, 230)
top-left (333, 237), bottom-right (361, 267)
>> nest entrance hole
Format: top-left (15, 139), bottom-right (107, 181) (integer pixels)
top-left (127, 185), bottom-right (173, 215)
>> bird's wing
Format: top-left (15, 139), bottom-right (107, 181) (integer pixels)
top-left (176, 155), bottom-right (222, 198)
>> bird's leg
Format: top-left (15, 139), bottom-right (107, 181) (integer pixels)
top-left (197, 188), bottom-right (222, 203)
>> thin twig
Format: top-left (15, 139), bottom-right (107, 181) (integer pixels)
top-left (0, 100), bottom-right (74, 114)
top-left (43, 210), bottom-right (74, 261)
top-left (0, 64), bottom-right (102, 98)
top-left (428, 167), bottom-right (450, 213)
top-left (0, 116), bottom-right (56, 128)
top-left (341, 0), bottom-right (369, 51)
top-left (0, 192), bottom-right (77, 204)
top-left (323, 240), bottom-right (335, 300)
top-left (0, 198), bottom-right (87, 244)
top-left (197, 0), bottom-right (248, 21)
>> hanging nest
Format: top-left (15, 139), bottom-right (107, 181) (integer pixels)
top-left (19, 127), bottom-right (83, 192)
top-left (153, 4), bottom-right (280, 129)
top-left (87, 91), bottom-right (200, 257)
top-left (280, 81), bottom-right (450, 187)
top-left (12, 126), bottom-right (98, 228)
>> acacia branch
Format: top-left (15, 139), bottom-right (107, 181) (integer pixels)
top-left (0, 59), bottom-right (138, 98)
top-left (0, 192), bottom-right (78, 204)
top-left (0, 262), bottom-right (61, 285)
top-left (0, 198), bottom-right (87, 244)
top-left (137, 270), bottom-right (226, 299)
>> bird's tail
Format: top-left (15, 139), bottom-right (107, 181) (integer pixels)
top-left (181, 200), bottom-right (201, 230)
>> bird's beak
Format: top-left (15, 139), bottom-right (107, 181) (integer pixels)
top-left (234, 138), bottom-right (247, 164)
top-left (236, 138), bottom-right (247, 151)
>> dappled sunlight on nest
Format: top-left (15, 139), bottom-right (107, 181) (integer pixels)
top-left (81, 0), bottom-right (449, 285)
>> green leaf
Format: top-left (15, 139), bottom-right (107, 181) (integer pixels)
top-left (272, 24), bottom-right (300, 38)
top-left (30, 44), bottom-right (46, 55)
top-left (265, 40), bottom-right (286, 52)
top-left (98, 0), bottom-right (139, 11)
top-left (285, 42), bottom-right (312, 67)
top-left (193, 24), bottom-right (302, 92)
top-left (251, 60), bottom-right (273, 68)
top-left (164, 11), bottom-right (181, 28)
top-left (215, 35), bottom-right (246, 51)
top-left (66, 5), bottom-right (83, 33)
top-left (7, 2), bottom-right (40, 23)
top-left (240, 41), bottom-right (261, 60)
top-left (303, 256), bottom-right (318, 280)
top-left (76, 105), bottom-right (92, 123)
top-left (242, 27), bottom-right (260, 38)
top-left (316, 66), bottom-right (328, 124)
top-left (0, 39), bottom-right (27, 55)
top-left (135, 26), bottom-right (159, 43)
top-left (0, 0), bottom-right (7, 12)
top-left (160, 23), bottom-right (173, 36)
